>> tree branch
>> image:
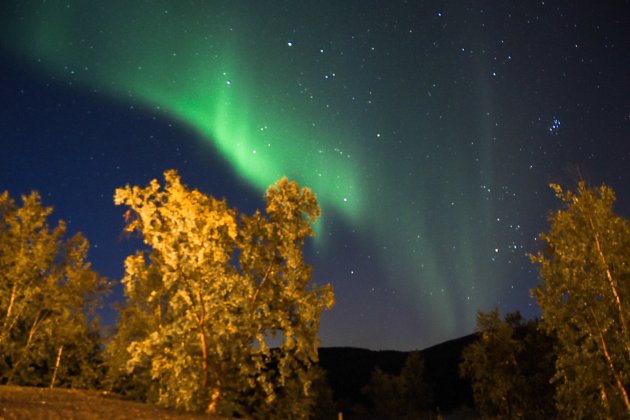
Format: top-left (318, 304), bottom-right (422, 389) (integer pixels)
top-left (252, 262), bottom-right (273, 307)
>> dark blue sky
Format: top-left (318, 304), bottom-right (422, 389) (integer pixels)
top-left (1, 1), bottom-right (629, 350)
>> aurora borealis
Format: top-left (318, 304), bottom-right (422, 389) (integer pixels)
top-left (1, 1), bottom-right (629, 350)
top-left (4, 2), bottom-right (365, 219)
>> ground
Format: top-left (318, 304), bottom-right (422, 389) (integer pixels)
top-left (0, 386), bottom-right (223, 419)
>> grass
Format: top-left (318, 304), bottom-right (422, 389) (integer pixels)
top-left (0, 385), bottom-right (224, 419)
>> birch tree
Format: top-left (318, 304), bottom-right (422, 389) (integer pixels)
top-left (0, 191), bottom-right (107, 388)
top-left (109, 170), bottom-right (334, 417)
top-left (531, 182), bottom-right (630, 418)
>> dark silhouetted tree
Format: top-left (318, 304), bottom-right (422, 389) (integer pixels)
top-left (460, 309), bottom-right (556, 419)
top-left (364, 351), bottom-right (435, 419)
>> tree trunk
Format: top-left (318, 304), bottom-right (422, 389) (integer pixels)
top-left (2, 283), bottom-right (17, 329)
top-left (188, 286), bottom-right (217, 413)
top-left (584, 207), bottom-right (630, 353)
top-left (7, 311), bottom-right (45, 384)
top-left (0, 284), bottom-right (18, 344)
top-left (199, 321), bottom-right (209, 389)
top-left (195, 291), bottom-right (210, 389)
top-left (589, 307), bottom-right (630, 414)
top-left (50, 345), bottom-right (63, 388)
top-left (208, 379), bottom-right (222, 414)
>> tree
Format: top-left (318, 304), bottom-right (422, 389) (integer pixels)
top-left (0, 191), bottom-right (108, 389)
top-left (107, 170), bottom-right (334, 417)
top-left (459, 309), bottom-right (556, 419)
top-left (460, 309), bottom-right (523, 419)
top-left (531, 182), bottom-right (630, 418)
top-left (364, 352), bottom-right (434, 419)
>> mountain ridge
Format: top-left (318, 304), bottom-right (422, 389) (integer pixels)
top-left (318, 333), bottom-right (477, 415)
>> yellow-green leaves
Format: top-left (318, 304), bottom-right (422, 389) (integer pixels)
top-left (0, 191), bottom-right (108, 389)
top-left (108, 170), bottom-right (333, 418)
top-left (532, 182), bottom-right (630, 418)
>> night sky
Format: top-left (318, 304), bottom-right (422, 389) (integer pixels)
top-left (1, 1), bottom-right (629, 350)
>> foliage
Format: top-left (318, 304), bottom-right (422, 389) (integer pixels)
top-left (308, 366), bottom-right (338, 420)
top-left (0, 191), bottom-right (108, 389)
top-left (531, 182), bottom-right (630, 418)
top-left (460, 309), bottom-right (522, 419)
top-left (106, 170), bottom-right (334, 417)
top-left (364, 351), bottom-right (435, 419)
top-left (459, 309), bottom-right (556, 419)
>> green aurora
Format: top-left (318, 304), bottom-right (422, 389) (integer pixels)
top-left (1, 1), bottom-right (531, 346)
top-left (6, 2), bottom-right (364, 220)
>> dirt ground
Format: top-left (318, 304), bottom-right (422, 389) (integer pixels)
top-left (0, 385), bottom-right (223, 419)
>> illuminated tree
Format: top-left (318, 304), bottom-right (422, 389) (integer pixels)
top-left (531, 183), bottom-right (630, 418)
top-left (460, 309), bottom-right (555, 419)
top-left (0, 191), bottom-right (107, 388)
top-left (109, 170), bottom-right (334, 417)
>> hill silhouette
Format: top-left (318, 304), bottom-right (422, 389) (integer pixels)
top-left (318, 334), bottom-right (477, 415)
